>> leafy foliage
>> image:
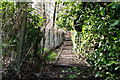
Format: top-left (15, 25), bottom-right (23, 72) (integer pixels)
top-left (57, 2), bottom-right (120, 79)
top-left (45, 51), bottom-right (57, 61)
top-left (1, 2), bottom-right (45, 78)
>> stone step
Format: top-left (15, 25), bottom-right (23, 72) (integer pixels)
top-left (64, 44), bottom-right (73, 46)
top-left (59, 54), bottom-right (76, 57)
top-left (62, 48), bottom-right (72, 50)
top-left (63, 42), bottom-right (72, 45)
top-left (63, 46), bottom-right (73, 49)
top-left (64, 39), bottom-right (72, 41)
top-left (53, 63), bottom-right (88, 68)
top-left (64, 40), bottom-right (73, 42)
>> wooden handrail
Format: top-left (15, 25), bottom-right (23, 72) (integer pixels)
top-left (41, 19), bottom-right (51, 31)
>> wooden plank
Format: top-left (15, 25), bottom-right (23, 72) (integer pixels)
top-left (53, 63), bottom-right (73, 68)
top-left (54, 45), bottom-right (64, 64)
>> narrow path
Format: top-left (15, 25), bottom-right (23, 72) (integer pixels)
top-left (41, 32), bottom-right (96, 79)
top-left (54, 34), bottom-right (82, 66)
top-left (56, 40), bottom-right (79, 65)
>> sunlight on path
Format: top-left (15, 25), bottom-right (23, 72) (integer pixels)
top-left (55, 31), bottom-right (85, 66)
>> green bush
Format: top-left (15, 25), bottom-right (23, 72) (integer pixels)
top-left (56, 2), bottom-right (120, 79)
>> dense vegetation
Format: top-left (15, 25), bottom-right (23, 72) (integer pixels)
top-left (1, 2), bottom-right (46, 78)
top-left (1, 1), bottom-right (120, 79)
top-left (56, 2), bottom-right (120, 79)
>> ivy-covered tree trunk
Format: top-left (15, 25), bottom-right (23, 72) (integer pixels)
top-left (0, 5), bottom-right (2, 79)
top-left (17, 3), bottom-right (27, 73)
top-left (19, 10), bottom-right (27, 72)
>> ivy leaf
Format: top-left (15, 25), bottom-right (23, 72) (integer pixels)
top-left (100, 8), bottom-right (105, 16)
top-left (110, 20), bottom-right (120, 27)
top-left (112, 4), bottom-right (116, 8)
top-left (115, 66), bottom-right (120, 70)
top-left (108, 2), bottom-right (114, 6)
top-left (2, 50), bottom-right (6, 55)
top-left (106, 72), bottom-right (111, 75)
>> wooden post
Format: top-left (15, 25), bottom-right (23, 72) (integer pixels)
top-left (49, 29), bottom-right (52, 49)
top-left (45, 29), bottom-right (47, 49)
top-left (54, 30), bottom-right (57, 48)
top-left (42, 28), bottom-right (45, 55)
top-left (58, 32), bottom-right (60, 46)
top-left (51, 29), bottom-right (54, 48)
top-left (56, 31), bottom-right (58, 47)
top-left (53, 29), bottom-right (55, 48)
top-left (45, 29), bottom-right (50, 49)
top-left (48, 30), bottom-right (50, 49)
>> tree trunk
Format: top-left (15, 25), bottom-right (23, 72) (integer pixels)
top-left (43, 3), bottom-right (46, 25)
top-left (53, 2), bottom-right (57, 27)
top-left (17, 3), bottom-right (27, 73)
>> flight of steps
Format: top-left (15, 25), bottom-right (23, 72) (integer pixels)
top-left (55, 33), bottom-right (80, 66)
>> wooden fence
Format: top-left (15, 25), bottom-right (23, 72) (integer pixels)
top-left (41, 20), bottom-right (64, 52)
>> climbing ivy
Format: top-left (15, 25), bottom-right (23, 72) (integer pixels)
top-left (1, 2), bottom-right (45, 78)
top-left (57, 2), bottom-right (120, 79)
